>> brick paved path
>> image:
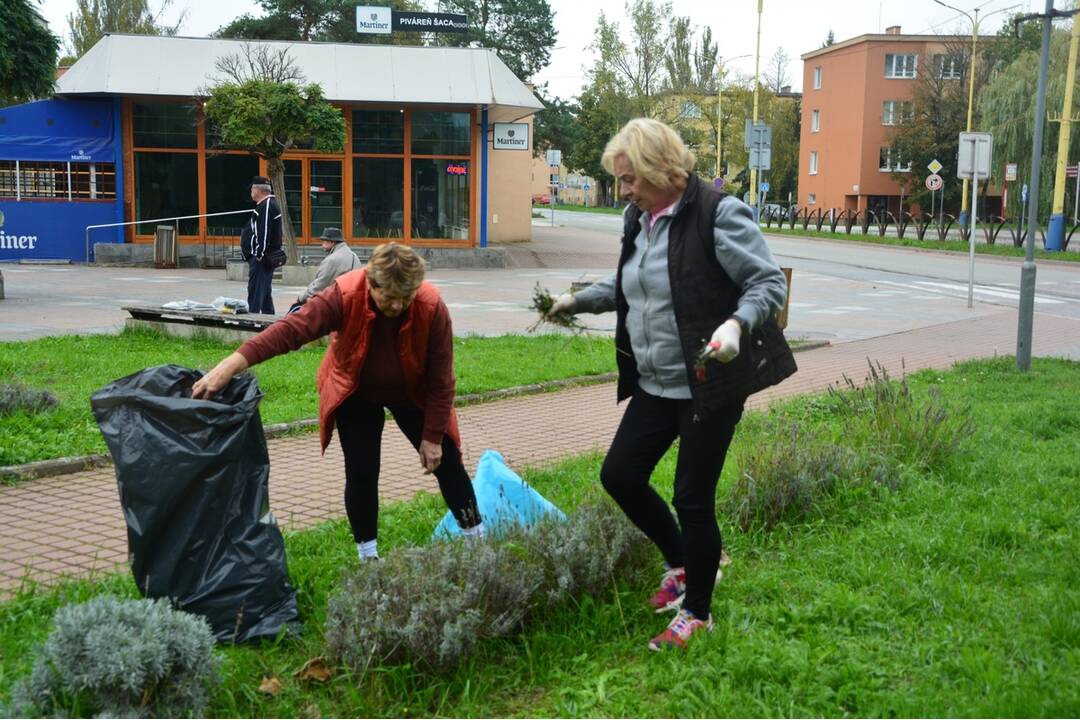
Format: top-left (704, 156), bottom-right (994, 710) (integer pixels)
top-left (1, 309), bottom-right (1078, 598)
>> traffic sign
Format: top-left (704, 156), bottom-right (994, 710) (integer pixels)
top-left (759, 181), bottom-right (770, 193)
top-left (1005, 162), bottom-right (1018, 182)
top-left (928, 159), bottom-right (943, 174)
top-left (583, 183), bottom-right (590, 191)
top-left (957, 132), bottom-right (993, 180)
top-left (1067, 164), bottom-right (1079, 179)
top-left (925, 174), bottom-right (944, 192)
top-left (1022, 183), bottom-right (1029, 203)
top-left (748, 147), bottom-right (771, 171)
top-left (714, 177), bottom-right (725, 189)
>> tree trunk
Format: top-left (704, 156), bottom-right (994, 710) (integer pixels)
top-left (266, 156), bottom-right (298, 265)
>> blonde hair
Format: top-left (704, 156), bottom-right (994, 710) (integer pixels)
top-left (367, 242), bottom-right (425, 296)
top-left (601, 118), bottom-right (696, 189)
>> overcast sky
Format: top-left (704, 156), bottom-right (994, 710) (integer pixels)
top-left (40, 0), bottom-right (1043, 99)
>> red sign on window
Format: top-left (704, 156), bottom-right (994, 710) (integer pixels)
top-left (446, 163), bottom-right (467, 176)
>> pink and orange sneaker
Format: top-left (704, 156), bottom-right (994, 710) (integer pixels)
top-left (647, 609), bottom-right (714, 651)
top-left (648, 567), bottom-right (686, 612)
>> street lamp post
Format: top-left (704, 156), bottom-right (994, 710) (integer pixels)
top-left (715, 54), bottom-right (752, 180)
top-left (933, 1), bottom-right (1016, 225)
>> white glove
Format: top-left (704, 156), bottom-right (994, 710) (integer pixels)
top-left (548, 293), bottom-right (576, 317)
top-left (707, 319), bottom-right (742, 363)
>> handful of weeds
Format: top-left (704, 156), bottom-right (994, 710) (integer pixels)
top-left (527, 283), bottom-right (587, 333)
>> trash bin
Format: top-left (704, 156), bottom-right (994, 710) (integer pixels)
top-left (154, 225), bottom-right (178, 269)
top-left (776, 267), bottom-right (793, 330)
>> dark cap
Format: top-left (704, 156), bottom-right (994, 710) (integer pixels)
top-left (250, 175), bottom-right (272, 189)
top-left (320, 227), bottom-right (344, 242)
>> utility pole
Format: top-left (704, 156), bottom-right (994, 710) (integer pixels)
top-left (1047, 3), bottom-right (1080, 251)
top-left (748, 0), bottom-right (763, 218)
top-left (1017, 1), bottom-right (1056, 370)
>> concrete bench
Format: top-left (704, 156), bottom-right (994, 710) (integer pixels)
top-left (123, 304), bottom-right (280, 344)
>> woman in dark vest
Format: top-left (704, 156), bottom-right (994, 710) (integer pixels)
top-left (192, 243), bottom-right (483, 561)
top-left (549, 118), bottom-right (796, 650)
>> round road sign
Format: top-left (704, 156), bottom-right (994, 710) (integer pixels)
top-left (925, 173), bottom-right (944, 192)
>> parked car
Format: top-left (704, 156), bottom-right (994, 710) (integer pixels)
top-left (532, 194), bottom-right (550, 205)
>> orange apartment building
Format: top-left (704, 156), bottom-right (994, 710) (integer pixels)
top-left (798, 26), bottom-right (999, 216)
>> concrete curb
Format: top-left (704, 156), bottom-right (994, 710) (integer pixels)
top-left (0, 341), bottom-right (827, 483)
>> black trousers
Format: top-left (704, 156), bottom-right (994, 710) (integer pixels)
top-left (247, 258), bottom-right (275, 315)
top-left (334, 393), bottom-right (481, 543)
top-left (600, 387), bottom-right (744, 619)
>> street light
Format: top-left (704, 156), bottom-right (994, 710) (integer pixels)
top-left (932, 0), bottom-right (1018, 224)
top-left (715, 54), bottom-right (752, 179)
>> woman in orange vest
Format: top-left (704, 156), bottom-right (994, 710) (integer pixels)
top-left (192, 243), bottom-right (483, 560)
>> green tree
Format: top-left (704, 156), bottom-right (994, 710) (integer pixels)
top-left (532, 86), bottom-right (581, 157)
top-left (594, 0), bottom-right (671, 117)
top-left (821, 29), bottom-right (835, 48)
top-left (0, 0), bottom-right (59, 104)
top-left (889, 36), bottom-right (996, 216)
top-left (66, 0), bottom-right (183, 58)
top-left (215, 0), bottom-right (424, 45)
top-left (763, 47), bottom-right (790, 93)
top-left (438, 0), bottom-right (556, 80)
top-left (980, 28), bottom-right (1079, 222)
top-left (204, 45), bottom-right (346, 264)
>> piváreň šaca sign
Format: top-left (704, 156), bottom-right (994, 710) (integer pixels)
top-left (357, 6), bottom-right (468, 34)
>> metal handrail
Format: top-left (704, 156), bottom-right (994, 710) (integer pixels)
top-left (84, 209), bottom-right (251, 264)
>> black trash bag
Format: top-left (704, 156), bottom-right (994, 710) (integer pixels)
top-left (90, 364), bottom-right (299, 643)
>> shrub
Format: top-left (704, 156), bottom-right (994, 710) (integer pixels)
top-left (325, 501), bottom-right (651, 674)
top-left (6, 596), bottom-right (219, 718)
top-left (0, 383), bottom-right (57, 417)
top-left (828, 361), bottom-right (975, 472)
top-left (724, 422), bottom-right (863, 532)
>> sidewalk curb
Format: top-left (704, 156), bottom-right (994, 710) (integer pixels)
top-left (0, 342), bottom-right (828, 483)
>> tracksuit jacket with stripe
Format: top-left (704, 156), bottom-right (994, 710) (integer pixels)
top-left (242, 194), bottom-right (283, 261)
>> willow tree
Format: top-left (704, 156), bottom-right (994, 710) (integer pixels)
top-left (203, 45), bottom-right (345, 264)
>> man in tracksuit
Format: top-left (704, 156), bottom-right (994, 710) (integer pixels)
top-left (241, 175), bottom-right (283, 314)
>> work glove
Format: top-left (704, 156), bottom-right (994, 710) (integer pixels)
top-left (548, 293), bottom-right (576, 317)
top-left (706, 319), bottom-right (742, 363)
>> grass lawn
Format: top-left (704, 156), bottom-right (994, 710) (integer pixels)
top-left (761, 225), bottom-right (1080, 263)
top-left (0, 328), bottom-right (615, 466)
top-left (1, 357), bottom-right (1078, 716)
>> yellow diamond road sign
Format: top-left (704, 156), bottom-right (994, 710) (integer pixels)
top-left (928, 159), bottom-right (943, 174)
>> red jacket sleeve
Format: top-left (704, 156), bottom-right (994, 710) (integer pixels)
top-left (238, 285), bottom-right (344, 366)
top-left (422, 300), bottom-right (456, 444)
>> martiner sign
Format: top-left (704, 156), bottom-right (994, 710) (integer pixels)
top-left (493, 123), bottom-right (529, 151)
top-left (357, 6), bottom-right (468, 34)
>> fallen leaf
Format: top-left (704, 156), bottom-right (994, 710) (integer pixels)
top-left (294, 656), bottom-right (333, 684)
top-left (258, 676), bottom-right (283, 695)
top-left (302, 702), bottom-right (321, 718)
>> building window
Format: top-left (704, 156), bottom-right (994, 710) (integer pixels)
top-left (882, 100), bottom-right (913, 125)
top-left (411, 159), bottom-right (469, 240)
top-left (679, 100), bottom-right (703, 119)
top-left (811, 109), bottom-right (820, 132)
top-left (809, 151), bottom-right (818, 175)
top-left (411, 111), bottom-right (470, 156)
top-left (935, 54), bottom-right (963, 79)
top-left (133, 102), bottom-right (198, 149)
top-left (205, 154), bottom-right (259, 236)
top-left (352, 109), bottom-right (404, 154)
top-left (813, 66), bottom-right (822, 89)
top-left (353, 157), bottom-right (404, 238)
top-left (0, 161), bottom-right (116, 200)
top-left (879, 146), bottom-right (911, 172)
top-left (134, 152), bottom-right (199, 234)
top-left (807, 193), bottom-right (816, 204)
top-left (884, 53), bottom-right (917, 79)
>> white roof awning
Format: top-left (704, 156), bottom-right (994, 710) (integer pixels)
top-left (55, 34), bottom-right (543, 122)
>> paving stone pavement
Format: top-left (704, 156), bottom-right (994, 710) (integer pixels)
top-left (1, 309), bottom-right (1079, 598)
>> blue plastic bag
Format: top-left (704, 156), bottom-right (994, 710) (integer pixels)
top-left (432, 450), bottom-right (566, 540)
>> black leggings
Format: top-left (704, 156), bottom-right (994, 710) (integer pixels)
top-left (600, 387), bottom-right (744, 619)
top-left (335, 393), bottom-right (481, 543)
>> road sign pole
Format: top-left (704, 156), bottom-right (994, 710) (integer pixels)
top-left (968, 138), bottom-right (978, 309)
top-left (1074, 168), bottom-right (1078, 222)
